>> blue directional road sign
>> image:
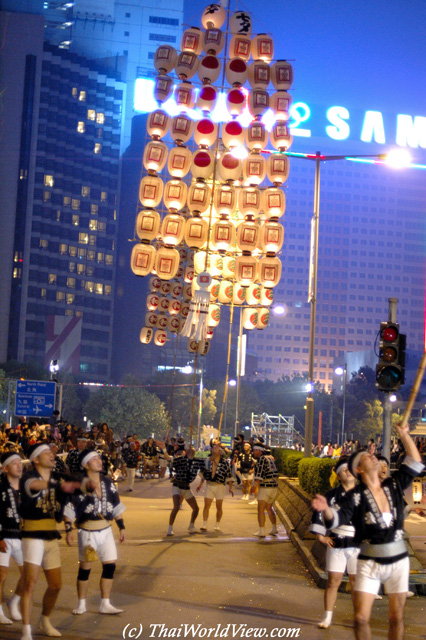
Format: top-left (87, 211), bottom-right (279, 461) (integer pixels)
top-left (15, 380), bottom-right (56, 418)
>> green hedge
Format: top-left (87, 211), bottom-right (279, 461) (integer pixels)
top-left (272, 448), bottom-right (304, 476)
top-left (298, 457), bottom-right (336, 496)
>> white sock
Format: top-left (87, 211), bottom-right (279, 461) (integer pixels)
top-left (39, 615), bottom-right (62, 637)
top-left (21, 623), bottom-right (33, 640)
top-left (99, 599), bottom-right (123, 614)
top-left (318, 611), bottom-right (333, 628)
top-left (167, 525), bottom-right (173, 535)
top-left (215, 521), bottom-right (220, 528)
top-left (202, 521), bottom-right (208, 528)
top-left (0, 604), bottom-right (12, 624)
top-left (72, 599), bottom-right (87, 615)
top-left (255, 527), bottom-right (266, 536)
top-left (270, 524), bottom-right (278, 533)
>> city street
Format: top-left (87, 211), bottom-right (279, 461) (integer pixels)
top-left (1, 478), bottom-right (426, 640)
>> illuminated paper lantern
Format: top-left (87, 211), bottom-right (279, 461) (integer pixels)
top-left (271, 60), bottom-right (294, 91)
top-left (149, 276), bottom-right (162, 292)
top-left (153, 45), bottom-right (177, 74)
top-left (185, 216), bottom-right (209, 249)
top-left (181, 27), bottom-right (203, 55)
top-left (243, 308), bottom-right (258, 330)
top-left (266, 152), bottom-right (290, 185)
top-left (146, 294), bottom-right (159, 311)
top-left (222, 256), bottom-right (236, 278)
top-left (191, 149), bottom-right (214, 180)
top-left (210, 279), bottom-right (220, 301)
top-left (251, 33), bottom-right (274, 62)
top-left (257, 308), bottom-right (270, 329)
top-left (169, 299), bottom-right (181, 316)
top-left (259, 220), bottom-right (284, 253)
top-left (248, 61), bottom-right (270, 89)
top-left (239, 186), bottom-right (261, 216)
top-left (211, 218), bottom-right (236, 252)
top-left (233, 283), bottom-right (246, 305)
top-left (257, 255), bottom-right (282, 288)
top-left (194, 251), bottom-right (222, 276)
top-left (183, 284), bottom-right (192, 301)
top-left (194, 118), bottom-right (218, 148)
top-left (248, 89), bottom-right (269, 118)
top-left (270, 91), bottom-right (292, 121)
top-left (142, 140), bottom-right (168, 173)
top-left (154, 246), bottom-right (180, 280)
top-left (140, 327), bottom-right (153, 344)
top-left (225, 58), bottom-right (248, 86)
top-left (158, 297), bottom-right (170, 313)
top-left (175, 264), bottom-right (184, 279)
top-left (206, 327), bottom-right (214, 340)
top-left (153, 75), bottom-right (173, 104)
top-left (270, 121), bottom-right (293, 151)
top-left (217, 152), bottom-right (242, 183)
top-left (161, 213), bottom-right (185, 246)
top-left (245, 121), bottom-right (267, 151)
top-left (260, 285), bottom-right (274, 306)
top-left (196, 84), bottom-right (219, 113)
top-left (246, 283), bottom-right (261, 305)
top-left (154, 330), bottom-right (167, 346)
top-left (202, 28), bottom-right (225, 55)
top-left (174, 81), bottom-right (196, 111)
top-left (168, 146), bottom-right (192, 178)
top-left (229, 34), bottom-right (251, 60)
top-left (160, 281), bottom-right (171, 295)
top-left (170, 113), bottom-right (194, 145)
top-left (130, 243), bottom-right (155, 277)
top-left (235, 255), bottom-right (258, 286)
top-left (157, 314), bottom-right (168, 330)
top-left (218, 280), bottom-right (233, 304)
top-left (139, 175), bottom-right (163, 208)
top-left (184, 266), bottom-right (194, 283)
top-left (198, 54), bottom-right (222, 84)
top-left (163, 179), bottom-right (188, 212)
top-left (230, 11), bottom-right (252, 36)
top-left (147, 109), bottom-right (170, 139)
top-left (198, 340), bottom-right (210, 356)
top-left (179, 247), bottom-right (188, 262)
top-left (262, 186), bottom-right (286, 220)
top-left (135, 209), bottom-right (160, 242)
top-left (170, 282), bottom-right (183, 298)
top-left (187, 339), bottom-right (198, 353)
top-left (202, 3), bottom-right (226, 29)
top-left (207, 304), bottom-right (221, 327)
top-left (145, 312), bottom-right (158, 328)
top-left (187, 181), bottom-right (212, 215)
top-left (214, 184), bottom-right (237, 216)
top-left (226, 87), bottom-right (247, 117)
top-left (180, 303), bottom-right (190, 318)
top-left (222, 120), bottom-right (245, 149)
top-left (168, 316), bottom-right (181, 333)
top-left (175, 52), bottom-right (198, 80)
top-left (237, 219), bottom-right (259, 253)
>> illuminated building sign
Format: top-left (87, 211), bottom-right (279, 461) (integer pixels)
top-left (134, 78), bottom-right (426, 150)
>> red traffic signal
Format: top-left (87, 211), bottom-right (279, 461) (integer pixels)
top-left (376, 322), bottom-right (406, 392)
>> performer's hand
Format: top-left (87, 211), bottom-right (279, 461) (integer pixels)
top-left (395, 422), bottom-right (409, 438)
top-left (119, 530), bottom-right (125, 543)
top-left (65, 530), bottom-right (74, 546)
top-left (0, 540), bottom-right (7, 553)
top-left (311, 494), bottom-right (328, 512)
top-left (318, 534), bottom-right (334, 548)
top-left (61, 481), bottom-right (81, 494)
top-left (196, 484), bottom-right (202, 492)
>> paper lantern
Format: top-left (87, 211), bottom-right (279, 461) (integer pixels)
top-left (194, 251), bottom-right (222, 276)
top-left (154, 246), bottom-right (180, 280)
top-left (259, 220), bottom-right (284, 254)
top-left (257, 308), bottom-right (270, 329)
top-left (229, 34), bottom-right (251, 60)
top-left (202, 3), bottom-right (226, 29)
top-left (153, 45), bottom-right (177, 74)
top-left (237, 219), bottom-right (259, 253)
top-left (198, 54), bottom-right (222, 84)
top-left (248, 61), bottom-right (270, 89)
top-left (233, 283), bottom-right (246, 305)
top-left (257, 255), bottom-right (282, 288)
top-left (181, 27), bottom-right (203, 55)
top-left (169, 299), bottom-right (181, 316)
top-left (260, 285), bottom-right (274, 306)
top-left (170, 282), bottom-right (183, 298)
top-left (158, 297), bottom-right (170, 313)
top-left (183, 284), bottom-right (192, 301)
top-left (130, 243), bottom-right (155, 276)
top-left (243, 308), bottom-right (258, 330)
top-left (193, 118), bottom-right (218, 148)
top-left (235, 255), bottom-right (258, 286)
top-left (246, 283), bottom-right (261, 305)
top-left (214, 184), bottom-right (237, 216)
top-left (225, 58), bottom-right (248, 87)
top-left (270, 91), bottom-right (292, 121)
top-left (174, 81), bottom-right (196, 111)
top-left (140, 327), bottom-right (153, 344)
top-left (180, 303), bottom-right (190, 318)
top-left (191, 149), bottom-right (214, 180)
top-left (271, 60), bottom-right (294, 91)
top-left (266, 152), bottom-right (290, 185)
top-left (163, 179), bottom-right (188, 212)
top-left (251, 33), bottom-right (274, 62)
top-left (147, 109), bottom-right (170, 139)
top-left (168, 146), bottom-right (192, 178)
top-left (217, 152), bottom-right (242, 183)
top-left (139, 175), bottom-right (163, 208)
top-left (239, 186), bottom-right (261, 216)
top-left (243, 153), bottom-right (266, 186)
top-left (157, 314), bottom-right (168, 330)
top-left (248, 89), bottom-right (269, 118)
top-left (160, 281), bottom-right (171, 295)
top-left (262, 187), bottom-right (286, 220)
top-left (198, 340), bottom-right (210, 356)
top-left (153, 75), bottom-right (174, 104)
top-left (168, 316), bottom-right (181, 332)
top-left (187, 339), bottom-right (198, 353)
top-left (210, 279), bottom-right (220, 301)
top-left (146, 294), bottom-right (159, 311)
top-left (196, 84), bottom-right (219, 113)
top-left (175, 264), bottom-right (184, 279)
top-left (222, 256), bottom-right (236, 278)
top-left (245, 120), bottom-right (267, 150)
top-left (211, 218), bottom-right (236, 252)
top-left (222, 120), bottom-right (245, 149)
top-left (270, 122), bottom-right (293, 151)
top-left (207, 304), bottom-right (221, 327)
top-left (170, 113), bottom-right (194, 145)
top-left (135, 209), bottom-right (161, 242)
top-left (205, 327), bottom-right (214, 341)
top-left (226, 87), bottom-right (247, 117)
top-left (154, 330), bottom-right (167, 346)
top-left (184, 266), bottom-right (194, 283)
top-left (230, 11), bottom-right (252, 36)
top-left (175, 52), bottom-right (198, 80)
top-left (149, 276), bottom-right (162, 292)
top-left (187, 181), bottom-right (212, 215)
top-left (184, 217), bottom-right (209, 249)
top-left (142, 140), bottom-right (168, 173)
top-left (145, 312), bottom-right (158, 328)
top-left (218, 280), bottom-right (233, 304)
top-left (202, 28), bottom-right (225, 55)
top-left (161, 213), bottom-right (185, 247)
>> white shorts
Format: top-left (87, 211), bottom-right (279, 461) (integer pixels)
top-left (78, 527), bottom-right (117, 563)
top-left (22, 538), bottom-right (61, 570)
top-left (0, 538), bottom-right (23, 568)
top-left (145, 458), bottom-right (157, 469)
top-left (326, 545), bottom-right (359, 575)
top-left (241, 472), bottom-right (254, 481)
top-left (205, 482), bottom-right (225, 501)
top-left (172, 486), bottom-right (194, 500)
top-left (355, 557), bottom-right (410, 595)
top-left (258, 487), bottom-right (278, 504)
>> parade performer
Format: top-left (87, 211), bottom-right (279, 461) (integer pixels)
top-left (312, 423), bottom-right (424, 640)
top-left (64, 449), bottom-right (126, 616)
top-left (310, 456), bottom-right (358, 629)
top-left (0, 451), bottom-right (24, 624)
top-left (252, 443), bottom-right (279, 537)
top-left (165, 438), bottom-right (200, 536)
top-left (197, 441), bottom-right (233, 532)
top-left (237, 442), bottom-right (255, 501)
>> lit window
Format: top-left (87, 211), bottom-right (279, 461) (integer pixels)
top-left (79, 233), bottom-right (88, 244)
top-left (96, 112), bottom-right (105, 124)
top-left (72, 199), bottom-right (80, 210)
top-left (87, 109), bottom-right (96, 121)
top-left (105, 254), bottom-right (113, 266)
top-left (113, 209), bottom-right (117, 220)
top-left (40, 239), bottom-right (48, 249)
top-left (72, 214), bottom-right (79, 226)
top-left (59, 244), bottom-right (68, 255)
top-left (67, 277), bottom-right (76, 289)
top-left (14, 252), bottom-right (23, 262)
top-left (77, 121), bottom-right (85, 133)
top-left (48, 273), bottom-right (57, 284)
top-left (56, 211), bottom-right (61, 222)
top-left (41, 288), bottom-right (46, 299)
top-left (43, 191), bottom-right (51, 202)
top-left (78, 248), bottom-right (87, 258)
top-left (79, 90), bottom-right (86, 102)
top-left (89, 219), bottom-right (98, 231)
top-left (89, 235), bottom-right (96, 246)
top-left (44, 175), bottom-right (54, 187)
top-left (95, 283), bottom-right (103, 295)
top-left (69, 262), bottom-right (75, 272)
top-left (94, 143), bottom-right (102, 154)
top-left (85, 281), bottom-right (94, 293)
top-left (104, 285), bottom-right (112, 296)
top-left (13, 267), bottom-right (22, 279)
top-left (76, 311), bottom-right (83, 317)
top-left (100, 191), bottom-right (107, 202)
top-left (56, 291), bottom-right (65, 302)
top-left (87, 250), bottom-right (95, 261)
top-left (77, 263), bottom-right (85, 274)
top-left (97, 252), bottom-right (104, 263)
top-left (66, 293), bottom-right (75, 305)
top-left (69, 245), bottom-right (77, 257)
top-left (65, 309), bottom-right (74, 316)
top-left (91, 204), bottom-right (98, 215)
top-left (81, 186), bottom-right (90, 198)
top-left (86, 265), bottom-right (94, 276)
top-left (72, 87), bottom-right (78, 98)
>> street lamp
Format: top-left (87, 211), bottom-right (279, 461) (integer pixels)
top-left (284, 150), bottom-right (411, 457)
top-left (334, 365), bottom-right (347, 446)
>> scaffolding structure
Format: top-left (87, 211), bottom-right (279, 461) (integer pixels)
top-left (251, 413), bottom-right (295, 448)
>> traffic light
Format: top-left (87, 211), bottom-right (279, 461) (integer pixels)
top-left (375, 322), bottom-right (406, 391)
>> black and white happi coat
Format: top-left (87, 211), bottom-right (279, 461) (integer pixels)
top-left (326, 455), bottom-right (424, 564)
top-left (254, 454), bottom-right (278, 487)
top-left (64, 476), bottom-right (125, 528)
top-left (0, 474), bottom-right (21, 541)
top-left (310, 484), bottom-right (356, 548)
top-left (200, 456), bottom-right (232, 485)
top-left (171, 455), bottom-right (204, 490)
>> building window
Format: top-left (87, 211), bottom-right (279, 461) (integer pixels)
top-left (41, 288), bottom-right (46, 299)
top-left (87, 250), bottom-right (95, 261)
top-left (40, 239), bottom-right (48, 249)
top-left (77, 263), bottom-right (85, 275)
top-left (95, 283), bottom-right (103, 295)
top-left (79, 232), bottom-right (88, 244)
top-left (89, 219), bottom-right (98, 231)
top-left (86, 265), bottom-right (94, 276)
top-left (104, 285), bottom-right (112, 296)
top-left (96, 112), bottom-right (105, 124)
top-left (78, 248), bottom-right (86, 258)
top-left (66, 293), bottom-right (75, 305)
top-left (78, 90), bottom-right (86, 102)
top-left (100, 191), bottom-right (107, 202)
top-left (105, 254), bottom-right (113, 266)
top-left (44, 174), bottom-right (54, 187)
top-left (72, 199), bottom-right (80, 210)
top-left (97, 252), bottom-right (104, 263)
top-left (67, 277), bottom-right (76, 289)
top-left (59, 243), bottom-right (68, 255)
top-left (125, 12), bottom-right (130, 17)
top-left (69, 245), bottom-right (77, 257)
top-left (94, 143), bottom-right (102, 154)
top-left (87, 109), bottom-right (96, 121)
top-left (77, 121), bottom-right (85, 133)
top-left (91, 204), bottom-right (98, 215)
top-left (48, 273), bottom-right (57, 284)
top-left (43, 191), bottom-right (51, 202)
top-left (56, 210), bottom-right (61, 222)
top-left (69, 262), bottom-right (75, 272)
top-left (124, 31), bottom-right (129, 36)
top-left (81, 186), bottom-right (90, 198)
top-left (98, 221), bottom-right (106, 232)
top-left (85, 281), bottom-right (94, 293)
top-left (149, 16), bottom-right (179, 26)
top-left (13, 267), bottom-right (22, 279)
top-left (14, 251), bottom-right (23, 263)
top-left (72, 214), bottom-right (79, 226)
top-left (89, 235), bottom-right (96, 246)
top-left (149, 33), bottom-right (177, 43)
top-left (56, 291), bottom-right (65, 302)
top-left (72, 87), bottom-right (78, 98)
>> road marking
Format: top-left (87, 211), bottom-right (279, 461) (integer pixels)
top-left (128, 535), bottom-right (290, 545)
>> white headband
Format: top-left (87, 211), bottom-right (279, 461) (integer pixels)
top-left (29, 444), bottom-right (50, 461)
top-left (253, 445), bottom-right (264, 451)
top-left (335, 461), bottom-right (348, 476)
top-left (2, 453), bottom-right (21, 466)
top-left (351, 451), bottom-right (368, 476)
top-left (80, 450), bottom-right (99, 468)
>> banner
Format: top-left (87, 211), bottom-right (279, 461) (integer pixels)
top-left (44, 316), bottom-right (82, 376)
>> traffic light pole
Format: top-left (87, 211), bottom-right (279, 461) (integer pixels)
top-left (381, 298), bottom-right (398, 463)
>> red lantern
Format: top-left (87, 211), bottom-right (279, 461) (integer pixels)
top-left (149, 276), bottom-right (162, 292)
top-left (154, 330), bottom-right (167, 346)
top-left (198, 54), bottom-right (222, 84)
top-left (217, 152), bottom-right (242, 183)
top-left (226, 87), bottom-right (247, 117)
top-left (146, 293), bottom-right (159, 311)
top-left (222, 120), bottom-right (245, 149)
top-left (193, 118), bottom-right (218, 148)
top-left (196, 84), bottom-right (219, 113)
top-left (191, 149), bottom-right (215, 180)
top-left (225, 57), bottom-right (248, 86)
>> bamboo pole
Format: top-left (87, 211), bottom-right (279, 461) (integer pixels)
top-left (399, 351), bottom-right (426, 429)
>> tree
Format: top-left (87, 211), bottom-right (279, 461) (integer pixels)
top-left (350, 398), bottom-right (383, 443)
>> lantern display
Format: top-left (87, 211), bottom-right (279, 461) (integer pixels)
top-left (222, 256), bottom-right (236, 278)
top-left (270, 122), bottom-right (293, 151)
top-left (260, 285), bottom-right (274, 306)
top-left (222, 120), bottom-right (245, 149)
top-left (145, 312), bottom-right (158, 328)
top-left (139, 175), bottom-right (163, 208)
top-left (230, 11), bottom-right (252, 36)
top-left (233, 283), bottom-right (246, 305)
top-left (157, 314), bottom-right (168, 330)
top-left (251, 33), bottom-right (274, 62)
top-left (154, 330), bottom-right (167, 346)
top-left (211, 218), bottom-right (236, 252)
top-left (226, 58), bottom-right (248, 87)
top-left (198, 340), bottom-right (210, 356)
top-left (266, 152), bottom-right (290, 185)
top-left (131, 243), bottom-right (155, 277)
top-left (196, 84), bottom-right (219, 113)
top-left (154, 246), bottom-right (180, 280)
top-left (154, 45), bottom-right (177, 74)
top-left (246, 283), bottom-right (261, 305)
top-left (259, 220), bottom-right (285, 253)
top-left (163, 179), bottom-right (188, 211)
top-left (202, 3), bottom-right (226, 29)
top-left (248, 61), bottom-right (270, 89)
top-left (146, 294), bottom-right (159, 311)
top-left (217, 151), bottom-right (243, 184)
top-left (181, 27), bottom-right (203, 55)
top-left (198, 54), bottom-right (222, 83)
top-left (174, 81), bottom-right (196, 110)
top-left (202, 28), bottom-right (225, 55)
top-left (245, 121), bottom-right (268, 151)
top-left (235, 255), bottom-right (258, 286)
top-left (191, 149), bottom-right (215, 180)
top-left (243, 308), bottom-right (258, 330)
top-left (160, 281), bottom-right (171, 295)
top-left (153, 75), bottom-right (173, 104)
top-left (229, 34), bottom-right (251, 60)
top-left (193, 118), bottom-right (218, 148)
top-left (239, 186), bottom-right (261, 216)
top-left (142, 140), bottom-right (168, 173)
top-left (175, 52), bottom-right (198, 79)
top-left (170, 113), bottom-right (194, 145)
top-left (187, 181), bottom-right (211, 215)
top-left (135, 209), bottom-right (161, 242)
top-left (257, 308), bottom-right (270, 329)
top-left (149, 276), bottom-right (162, 291)
top-left (214, 184), bottom-right (237, 216)
top-left (140, 327), bottom-right (154, 344)
top-left (262, 186), bottom-right (286, 219)
top-left (161, 213), bottom-right (185, 246)
top-left (147, 109), bottom-right (170, 139)
top-left (248, 89), bottom-right (269, 119)
top-left (226, 87), bottom-right (247, 117)
top-left (257, 255), bottom-right (282, 288)
top-left (168, 146), bottom-right (192, 178)
top-left (270, 91), bottom-right (292, 121)
top-left (168, 316), bottom-right (181, 333)
top-left (218, 280), bottom-right (233, 303)
top-left (236, 217), bottom-right (259, 253)
top-left (271, 60), bottom-right (294, 90)
top-left (242, 154), bottom-right (266, 185)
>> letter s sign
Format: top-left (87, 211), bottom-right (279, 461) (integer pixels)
top-left (326, 106), bottom-right (350, 141)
